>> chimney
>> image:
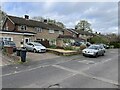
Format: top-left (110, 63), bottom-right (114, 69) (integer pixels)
top-left (24, 15), bottom-right (29, 19)
top-left (43, 19), bottom-right (47, 23)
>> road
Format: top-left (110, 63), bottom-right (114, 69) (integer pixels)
top-left (2, 49), bottom-right (119, 88)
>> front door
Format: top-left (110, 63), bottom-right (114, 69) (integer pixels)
top-left (24, 38), bottom-right (30, 44)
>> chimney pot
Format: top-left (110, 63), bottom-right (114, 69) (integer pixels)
top-left (25, 15), bottom-right (29, 19)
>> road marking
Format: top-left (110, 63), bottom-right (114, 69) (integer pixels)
top-left (52, 65), bottom-right (119, 86)
top-left (1, 59), bottom-right (74, 77)
top-left (1, 65), bottom-right (50, 77)
top-left (80, 58), bottom-right (112, 71)
top-left (1, 57), bottom-right (113, 77)
top-left (78, 60), bottom-right (95, 64)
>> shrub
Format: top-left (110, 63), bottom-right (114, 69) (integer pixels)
top-left (49, 45), bottom-right (57, 49)
top-left (80, 44), bottom-right (87, 50)
top-left (64, 46), bottom-right (74, 50)
top-left (109, 42), bottom-right (120, 48)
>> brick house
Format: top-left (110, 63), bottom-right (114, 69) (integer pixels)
top-left (64, 28), bottom-right (94, 41)
top-left (1, 15), bottom-right (65, 47)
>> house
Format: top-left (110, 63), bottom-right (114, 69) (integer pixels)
top-left (56, 28), bottom-right (95, 47)
top-left (64, 28), bottom-right (94, 42)
top-left (1, 15), bottom-right (65, 47)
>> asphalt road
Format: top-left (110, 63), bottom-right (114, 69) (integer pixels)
top-left (2, 49), bottom-right (119, 88)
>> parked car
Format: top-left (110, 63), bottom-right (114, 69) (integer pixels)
top-left (1, 41), bottom-right (16, 52)
top-left (0, 41), bottom-right (4, 49)
top-left (82, 44), bottom-right (105, 57)
top-left (24, 42), bottom-right (46, 53)
top-left (85, 42), bottom-right (91, 47)
top-left (99, 44), bottom-right (109, 49)
top-left (73, 41), bottom-right (86, 46)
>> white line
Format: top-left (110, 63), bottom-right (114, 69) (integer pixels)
top-left (80, 58), bottom-right (112, 71)
top-left (1, 59), bottom-right (73, 77)
top-left (1, 65), bottom-right (50, 77)
top-left (78, 60), bottom-right (95, 64)
top-left (52, 65), bottom-right (119, 86)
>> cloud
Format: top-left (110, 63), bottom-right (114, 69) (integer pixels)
top-left (2, 2), bottom-right (118, 34)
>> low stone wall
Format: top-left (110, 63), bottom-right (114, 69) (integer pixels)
top-left (47, 48), bottom-right (81, 56)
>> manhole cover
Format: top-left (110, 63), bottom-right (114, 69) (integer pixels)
top-left (78, 60), bottom-right (95, 64)
top-left (48, 84), bottom-right (61, 88)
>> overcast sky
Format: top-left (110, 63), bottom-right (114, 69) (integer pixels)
top-left (1, 2), bottom-right (118, 34)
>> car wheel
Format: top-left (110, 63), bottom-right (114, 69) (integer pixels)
top-left (102, 53), bottom-right (104, 56)
top-left (95, 53), bottom-right (98, 58)
top-left (102, 51), bottom-right (105, 56)
top-left (33, 49), bottom-right (37, 53)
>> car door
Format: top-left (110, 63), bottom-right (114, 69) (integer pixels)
top-left (99, 46), bottom-right (104, 55)
top-left (26, 43), bottom-right (33, 51)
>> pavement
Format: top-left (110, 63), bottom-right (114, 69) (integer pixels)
top-left (1, 49), bottom-right (119, 88)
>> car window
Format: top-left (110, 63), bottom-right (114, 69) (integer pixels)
top-left (34, 43), bottom-right (42, 46)
top-left (88, 45), bottom-right (99, 49)
top-left (27, 43), bottom-right (33, 46)
top-left (99, 46), bottom-right (104, 49)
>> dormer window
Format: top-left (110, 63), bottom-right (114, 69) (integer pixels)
top-left (20, 25), bottom-right (27, 30)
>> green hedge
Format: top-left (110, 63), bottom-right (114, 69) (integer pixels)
top-left (109, 42), bottom-right (120, 48)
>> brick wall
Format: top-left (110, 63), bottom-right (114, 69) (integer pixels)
top-left (35, 29), bottom-right (61, 40)
top-left (3, 19), bottom-right (15, 31)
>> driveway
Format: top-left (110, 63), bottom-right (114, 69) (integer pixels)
top-left (26, 52), bottom-right (60, 62)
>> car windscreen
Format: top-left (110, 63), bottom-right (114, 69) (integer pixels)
top-left (88, 45), bottom-right (99, 49)
top-left (34, 43), bottom-right (42, 46)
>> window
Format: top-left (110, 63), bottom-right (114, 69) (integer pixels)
top-left (49, 29), bottom-right (54, 33)
top-left (59, 31), bottom-right (63, 35)
top-left (20, 25), bottom-right (27, 30)
top-left (35, 27), bottom-right (42, 32)
top-left (2, 37), bottom-right (13, 41)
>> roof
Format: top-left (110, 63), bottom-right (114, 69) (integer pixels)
top-left (66, 29), bottom-right (78, 34)
top-left (75, 30), bottom-right (94, 36)
top-left (57, 35), bottom-right (85, 40)
top-left (6, 15), bottom-right (64, 31)
top-left (66, 29), bottom-right (94, 36)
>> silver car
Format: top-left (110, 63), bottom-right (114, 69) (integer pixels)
top-left (24, 42), bottom-right (46, 53)
top-left (82, 44), bottom-right (105, 57)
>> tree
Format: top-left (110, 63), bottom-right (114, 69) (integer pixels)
top-left (32, 16), bottom-right (44, 22)
top-left (89, 35), bottom-right (109, 44)
top-left (56, 21), bottom-right (65, 28)
top-left (75, 20), bottom-right (92, 32)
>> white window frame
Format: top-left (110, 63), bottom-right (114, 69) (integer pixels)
top-left (20, 25), bottom-right (27, 31)
top-left (59, 31), bottom-right (63, 35)
top-left (1, 37), bottom-right (13, 41)
top-left (35, 27), bottom-right (42, 32)
top-left (49, 29), bottom-right (54, 34)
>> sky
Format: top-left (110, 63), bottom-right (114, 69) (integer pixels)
top-left (1, 2), bottom-right (118, 34)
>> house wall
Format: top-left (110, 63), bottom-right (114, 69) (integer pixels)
top-left (17, 26), bottom-right (61, 41)
top-left (35, 29), bottom-right (61, 40)
top-left (1, 33), bottom-right (35, 47)
top-left (3, 19), bottom-right (15, 31)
